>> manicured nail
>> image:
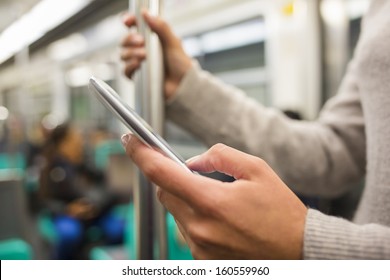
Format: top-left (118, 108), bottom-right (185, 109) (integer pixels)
top-left (121, 133), bottom-right (132, 147)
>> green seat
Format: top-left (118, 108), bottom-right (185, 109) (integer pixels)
top-left (122, 203), bottom-right (135, 259)
top-left (94, 140), bottom-right (125, 170)
top-left (0, 238), bottom-right (33, 260)
top-left (167, 213), bottom-right (193, 260)
top-left (0, 153), bottom-right (25, 181)
top-left (0, 153), bottom-right (30, 193)
top-left (0, 153), bottom-right (26, 170)
top-left (90, 203), bottom-right (135, 260)
top-left (90, 245), bottom-right (122, 260)
top-left (91, 141), bottom-right (192, 260)
top-left (37, 211), bottom-right (58, 244)
top-left (90, 204), bottom-right (193, 260)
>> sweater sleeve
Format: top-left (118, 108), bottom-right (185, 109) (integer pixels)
top-left (304, 209), bottom-right (390, 259)
top-left (166, 61), bottom-right (365, 198)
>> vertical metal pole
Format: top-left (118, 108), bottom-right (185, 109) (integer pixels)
top-left (130, 0), bottom-right (167, 260)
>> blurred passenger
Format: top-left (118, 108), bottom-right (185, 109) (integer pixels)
top-left (21, 120), bottom-right (50, 212)
top-left (39, 122), bottom-right (124, 259)
top-left (120, 0), bottom-right (390, 260)
top-left (25, 120), bottom-right (48, 168)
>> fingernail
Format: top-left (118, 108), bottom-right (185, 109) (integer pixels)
top-left (121, 133), bottom-right (132, 147)
top-left (186, 155), bottom-right (200, 164)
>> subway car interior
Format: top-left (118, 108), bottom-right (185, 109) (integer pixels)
top-left (0, 0), bottom-right (370, 260)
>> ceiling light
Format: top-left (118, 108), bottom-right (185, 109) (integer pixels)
top-left (0, 0), bottom-right (91, 64)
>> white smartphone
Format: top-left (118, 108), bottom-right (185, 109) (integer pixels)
top-left (88, 76), bottom-right (192, 173)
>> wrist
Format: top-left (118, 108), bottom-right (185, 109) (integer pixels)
top-left (288, 206), bottom-right (307, 259)
top-left (164, 59), bottom-right (193, 101)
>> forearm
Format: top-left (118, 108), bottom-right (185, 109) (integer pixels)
top-left (167, 65), bottom-right (365, 197)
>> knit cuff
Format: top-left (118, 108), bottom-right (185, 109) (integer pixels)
top-left (166, 61), bottom-right (201, 106)
top-left (304, 209), bottom-right (390, 259)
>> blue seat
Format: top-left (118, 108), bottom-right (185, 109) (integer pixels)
top-left (90, 141), bottom-right (192, 260)
top-left (90, 203), bottom-right (134, 260)
top-left (90, 203), bottom-right (192, 260)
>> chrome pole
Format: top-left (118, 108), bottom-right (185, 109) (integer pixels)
top-left (130, 0), bottom-right (167, 260)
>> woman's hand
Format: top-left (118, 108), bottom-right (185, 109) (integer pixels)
top-left (121, 10), bottom-right (193, 100)
top-left (121, 134), bottom-right (307, 259)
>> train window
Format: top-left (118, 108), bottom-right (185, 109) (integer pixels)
top-left (24, 83), bottom-right (52, 122)
top-left (69, 82), bottom-right (115, 130)
top-left (165, 17), bottom-right (268, 159)
top-left (321, 0), bottom-right (369, 101)
top-left (183, 17), bottom-right (267, 104)
top-left (65, 62), bottom-right (119, 132)
top-left (70, 86), bottom-right (91, 126)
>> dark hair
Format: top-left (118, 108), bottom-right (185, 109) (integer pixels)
top-left (46, 122), bottom-right (71, 147)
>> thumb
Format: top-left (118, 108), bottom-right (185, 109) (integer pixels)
top-left (187, 144), bottom-right (265, 180)
top-left (142, 10), bottom-right (178, 48)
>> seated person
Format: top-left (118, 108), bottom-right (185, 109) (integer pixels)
top-left (39, 122), bottom-right (124, 259)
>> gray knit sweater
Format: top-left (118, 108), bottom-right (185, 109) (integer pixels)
top-left (166, 0), bottom-right (390, 259)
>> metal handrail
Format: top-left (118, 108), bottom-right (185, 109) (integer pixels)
top-left (130, 0), bottom-right (167, 260)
